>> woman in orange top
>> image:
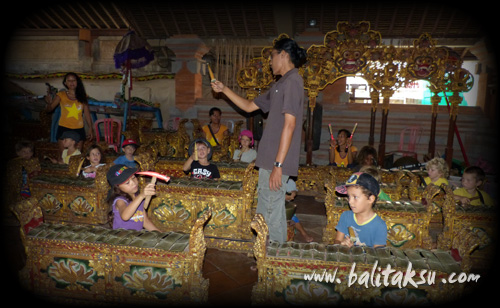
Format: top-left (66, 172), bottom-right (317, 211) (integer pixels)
top-left (45, 72), bottom-right (93, 157)
top-left (202, 107), bottom-right (229, 146)
top-left (328, 128), bottom-right (358, 168)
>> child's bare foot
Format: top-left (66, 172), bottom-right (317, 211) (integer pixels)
top-left (304, 235), bottom-right (314, 243)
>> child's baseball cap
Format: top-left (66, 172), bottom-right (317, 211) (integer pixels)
top-left (122, 139), bottom-right (139, 148)
top-left (188, 138), bottom-right (212, 160)
top-left (60, 130), bottom-right (80, 143)
top-left (107, 164), bottom-right (137, 186)
top-left (335, 172), bottom-right (380, 196)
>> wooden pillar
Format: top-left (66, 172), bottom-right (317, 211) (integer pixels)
top-left (166, 35), bottom-right (209, 111)
top-left (369, 89), bottom-right (379, 147)
top-left (306, 94), bottom-right (317, 165)
top-left (427, 91), bottom-right (441, 158)
top-left (445, 92), bottom-right (462, 168)
top-left (377, 89), bottom-right (393, 166)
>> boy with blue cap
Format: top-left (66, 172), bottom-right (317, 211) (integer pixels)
top-left (334, 172), bottom-right (387, 248)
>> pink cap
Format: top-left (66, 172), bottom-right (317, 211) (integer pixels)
top-left (239, 130), bottom-right (254, 146)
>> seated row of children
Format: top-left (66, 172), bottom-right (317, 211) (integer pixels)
top-left (325, 125), bottom-right (495, 208)
top-left (423, 156), bottom-right (494, 207)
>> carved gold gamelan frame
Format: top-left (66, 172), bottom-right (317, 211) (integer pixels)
top-left (237, 22), bottom-right (473, 166)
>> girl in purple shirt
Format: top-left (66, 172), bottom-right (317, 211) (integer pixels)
top-left (106, 164), bottom-right (159, 231)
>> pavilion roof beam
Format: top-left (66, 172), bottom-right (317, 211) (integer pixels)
top-left (430, 5), bottom-right (445, 35)
top-left (417, 5), bottom-right (429, 34)
top-left (168, 7), bottom-right (181, 35)
top-left (240, 4), bottom-right (250, 37)
top-left (111, 2), bottom-right (130, 29)
top-left (212, 7), bottom-right (223, 36)
top-left (256, 7), bottom-right (266, 37)
top-left (183, 8), bottom-right (194, 34)
top-left (98, 2), bottom-right (120, 29)
top-left (77, 3), bottom-right (102, 29)
top-left (226, 5), bottom-right (237, 36)
top-left (197, 7), bottom-right (208, 37)
top-left (140, 6), bottom-right (157, 38)
top-left (153, 3), bottom-right (170, 37)
top-left (58, 5), bottom-right (83, 29)
top-left (88, 2), bottom-right (111, 29)
top-left (42, 9), bottom-right (63, 29)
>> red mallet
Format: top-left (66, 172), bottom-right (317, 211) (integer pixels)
top-left (346, 123), bottom-right (358, 151)
top-left (136, 171), bottom-right (171, 209)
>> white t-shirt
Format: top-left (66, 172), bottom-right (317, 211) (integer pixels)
top-left (233, 149), bottom-right (257, 163)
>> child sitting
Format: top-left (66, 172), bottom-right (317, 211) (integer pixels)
top-left (285, 178), bottom-right (314, 242)
top-left (113, 139), bottom-right (139, 168)
top-left (353, 145), bottom-right (377, 171)
top-left (81, 144), bottom-right (106, 178)
top-left (423, 157), bottom-right (449, 186)
top-left (359, 165), bottom-right (392, 201)
top-left (453, 166), bottom-right (495, 207)
top-left (14, 140), bottom-right (37, 199)
top-left (334, 172), bottom-right (387, 248)
top-left (106, 164), bottom-right (159, 231)
top-left (233, 129), bottom-right (257, 163)
top-left (49, 130), bottom-right (81, 164)
top-left (328, 128), bottom-right (358, 168)
top-left (183, 138), bottom-right (220, 179)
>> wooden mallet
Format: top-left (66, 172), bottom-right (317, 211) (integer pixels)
top-left (207, 64), bottom-right (216, 82)
top-left (136, 171), bottom-right (171, 209)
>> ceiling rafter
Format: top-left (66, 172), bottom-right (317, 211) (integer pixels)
top-left (58, 5), bottom-right (83, 29)
top-left (47, 7), bottom-right (70, 28)
top-left (212, 7), bottom-right (223, 36)
top-left (88, 2), bottom-right (111, 29)
top-left (443, 9), bottom-right (456, 37)
top-left (226, 5), bottom-right (237, 36)
top-left (387, 7), bottom-right (398, 36)
top-left (241, 6), bottom-right (249, 37)
top-left (16, 1), bottom-right (486, 62)
top-left (183, 8), bottom-right (194, 34)
top-left (68, 5), bottom-right (92, 29)
top-left (140, 6), bottom-right (156, 37)
top-left (41, 8), bottom-right (63, 29)
top-left (168, 7), bottom-right (181, 35)
top-left (403, 5), bottom-right (416, 35)
top-left (430, 5), bottom-right (444, 35)
top-left (196, 7), bottom-right (208, 37)
top-left (31, 14), bottom-right (49, 29)
top-left (255, 7), bottom-right (265, 37)
top-left (417, 5), bottom-right (429, 34)
top-left (153, 3), bottom-right (169, 37)
top-left (98, 2), bottom-right (120, 29)
top-left (77, 3), bottom-right (101, 29)
top-left (111, 2), bottom-right (130, 29)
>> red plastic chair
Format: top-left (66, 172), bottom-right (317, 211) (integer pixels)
top-left (393, 126), bottom-right (422, 159)
top-left (94, 118), bottom-right (122, 152)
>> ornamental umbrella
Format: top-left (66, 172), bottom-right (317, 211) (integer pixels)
top-left (113, 30), bottom-right (154, 145)
top-left (114, 30), bottom-right (154, 98)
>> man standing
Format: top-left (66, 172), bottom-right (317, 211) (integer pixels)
top-left (211, 38), bottom-right (307, 242)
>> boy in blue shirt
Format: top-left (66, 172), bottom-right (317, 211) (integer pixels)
top-left (335, 172), bottom-right (387, 248)
top-left (113, 139), bottom-right (139, 168)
